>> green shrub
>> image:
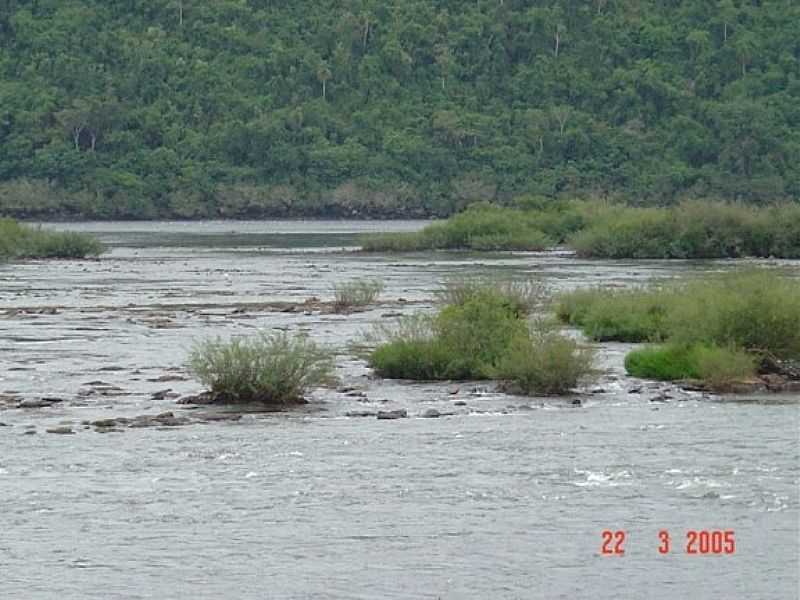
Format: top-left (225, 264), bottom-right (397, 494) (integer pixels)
top-left (625, 345), bottom-right (700, 381)
top-left (495, 322), bottom-right (596, 395)
top-left (188, 331), bottom-right (335, 404)
top-left (0, 218), bottom-right (104, 260)
top-left (625, 343), bottom-right (756, 390)
top-left (434, 290), bottom-right (527, 378)
top-left (333, 278), bottom-right (384, 312)
top-left (369, 285), bottom-right (595, 394)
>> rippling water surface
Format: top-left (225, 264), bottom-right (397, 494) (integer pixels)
top-left (1, 221), bottom-right (798, 599)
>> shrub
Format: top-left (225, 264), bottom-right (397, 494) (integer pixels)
top-left (624, 345), bottom-right (700, 381)
top-left (437, 277), bottom-right (545, 316)
top-left (625, 343), bottom-right (756, 390)
top-left (333, 278), bottom-right (384, 312)
top-left (188, 331), bottom-right (335, 404)
top-left (369, 285), bottom-right (595, 394)
top-left (495, 322), bottom-right (596, 395)
top-left (434, 290), bottom-right (528, 378)
top-left (0, 218), bottom-right (104, 260)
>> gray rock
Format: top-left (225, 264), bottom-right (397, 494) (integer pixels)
top-left (376, 409), bottom-right (408, 420)
top-left (46, 426), bottom-right (74, 435)
top-left (420, 408), bottom-right (441, 418)
top-left (17, 397), bottom-right (63, 409)
top-left (453, 400), bottom-right (467, 406)
top-left (346, 410), bottom-right (376, 418)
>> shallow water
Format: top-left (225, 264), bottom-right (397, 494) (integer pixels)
top-left (2, 221), bottom-right (798, 599)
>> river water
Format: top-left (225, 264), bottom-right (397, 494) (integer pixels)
top-left (1, 221), bottom-right (798, 599)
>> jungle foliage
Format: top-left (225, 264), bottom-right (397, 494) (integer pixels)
top-left (1, 1), bottom-right (799, 219)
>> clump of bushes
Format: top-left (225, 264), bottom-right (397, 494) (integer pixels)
top-left (0, 218), bottom-right (104, 260)
top-left (333, 278), bottom-right (384, 312)
top-left (188, 332), bottom-right (335, 404)
top-left (369, 283), bottom-right (595, 395)
top-left (361, 199), bottom-right (800, 259)
top-left (362, 203), bottom-right (553, 252)
top-left (559, 269), bottom-right (799, 390)
top-left (569, 200), bottom-right (800, 259)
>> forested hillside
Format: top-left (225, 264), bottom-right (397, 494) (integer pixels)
top-left (1, 0), bottom-right (799, 219)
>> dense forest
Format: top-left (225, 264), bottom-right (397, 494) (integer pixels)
top-left (1, 0), bottom-right (799, 219)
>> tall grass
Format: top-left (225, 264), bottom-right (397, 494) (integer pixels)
top-left (188, 332), bottom-right (335, 404)
top-left (333, 278), bottom-right (384, 312)
top-left (0, 218), bottom-right (104, 260)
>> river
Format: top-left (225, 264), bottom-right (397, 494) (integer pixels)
top-left (1, 221), bottom-right (798, 599)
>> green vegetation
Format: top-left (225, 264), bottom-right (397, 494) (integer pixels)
top-left (363, 200), bottom-right (800, 258)
top-left (362, 203), bottom-right (552, 252)
top-left (369, 283), bottom-right (594, 394)
top-left (188, 332), bottom-right (335, 404)
top-left (625, 344), bottom-right (757, 390)
top-left (436, 277), bottom-right (545, 316)
top-left (0, 218), bottom-right (104, 259)
top-left (570, 201), bottom-right (800, 259)
top-left (555, 286), bottom-right (673, 342)
top-left (333, 278), bottom-right (384, 312)
top-left (558, 269), bottom-right (800, 389)
top-left (495, 322), bottom-right (595, 395)
top-left (1, 2), bottom-right (799, 219)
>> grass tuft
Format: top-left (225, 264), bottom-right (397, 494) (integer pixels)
top-left (188, 331), bottom-right (335, 404)
top-left (333, 278), bottom-right (384, 312)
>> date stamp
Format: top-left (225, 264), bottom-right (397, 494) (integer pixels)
top-left (601, 530), bottom-right (735, 556)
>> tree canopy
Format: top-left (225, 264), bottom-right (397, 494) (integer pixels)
top-left (1, 0), bottom-right (798, 218)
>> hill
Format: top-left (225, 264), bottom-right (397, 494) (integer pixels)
top-left (1, 0), bottom-right (798, 219)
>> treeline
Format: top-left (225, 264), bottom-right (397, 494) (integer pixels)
top-left (1, 0), bottom-right (799, 219)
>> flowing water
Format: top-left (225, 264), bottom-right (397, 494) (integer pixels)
top-left (1, 221), bottom-right (798, 599)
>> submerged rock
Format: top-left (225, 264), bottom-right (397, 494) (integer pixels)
top-left (420, 408), bottom-right (441, 418)
top-left (46, 426), bottom-right (74, 435)
top-left (17, 397), bottom-right (64, 409)
top-left (376, 409), bottom-right (408, 420)
top-left (346, 410), bottom-right (376, 418)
